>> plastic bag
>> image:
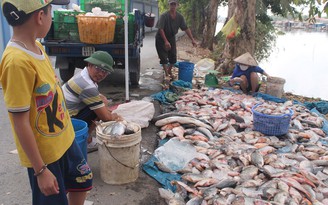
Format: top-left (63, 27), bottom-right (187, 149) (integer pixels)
top-left (154, 138), bottom-right (197, 171)
top-left (194, 58), bottom-right (215, 77)
top-left (220, 15), bottom-right (241, 40)
top-left (112, 100), bottom-right (155, 128)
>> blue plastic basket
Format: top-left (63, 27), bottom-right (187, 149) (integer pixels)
top-left (251, 103), bottom-right (294, 136)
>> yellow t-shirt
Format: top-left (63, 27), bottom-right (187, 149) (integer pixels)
top-left (0, 41), bottom-right (75, 167)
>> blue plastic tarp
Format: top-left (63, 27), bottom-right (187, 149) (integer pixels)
top-left (171, 80), bottom-right (192, 89)
top-left (252, 92), bottom-right (287, 103)
top-left (142, 155), bottom-right (181, 192)
top-left (150, 80), bottom-right (192, 104)
top-left (304, 101), bottom-right (328, 115)
top-left (310, 108), bottom-right (328, 135)
top-left (151, 90), bottom-right (180, 104)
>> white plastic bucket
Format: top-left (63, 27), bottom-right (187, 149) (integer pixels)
top-left (265, 76), bottom-right (286, 98)
top-left (96, 122), bottom-right (141, 184)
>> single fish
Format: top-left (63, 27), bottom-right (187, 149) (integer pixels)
top-left (273, 191), bottom-right (289, 204)
top-left (227, 112), bottom-right (245, 123)
top-left (181, 173), bottom-right (205, 183)
top-left (201, 187), bottom-right (218, 200)
top-left (194, 178), bottom-right (219, 187)
top-left (263, 187), bottom-right (280, 200)
top-left (172, 126), bottom-right (185, 140)
top-left (103, 121), bottom-right (126, 136)
top-left (171, 180), bottom-right (199, 196)
top-left (196, 127), bottom-right (215, 140)
top-left (210, 178), bottom-right (237, 189)
top-left (251, 150), bottom-right (264, 168)
top-left (153, 112), bottom-right (193, 122)
top-left (280, 177), bottom-right (312, 199)
top-left (154, 161), bottom-right (174, 173)
top-left (155, 116), bottom-right (213, 131)
top-left (288, 186), bottom-right (303, 204)
top-left (240, 165), bottom-right (259, 181)
top-left (158, 188), bottom-right (185, 205)
top-left (158, 131), bottom-right (168, 139)
top-left (292, 119), bottom-right (304, 130)
top-left (125, 123), bottom-right (139, 134)
top-left (103, 125), bottom-right (112, 134)
top-left (186, 196), bottom-right (203, 205)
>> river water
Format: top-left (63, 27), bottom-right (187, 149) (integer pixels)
top-left (259, 29), bottom-right (328, 100)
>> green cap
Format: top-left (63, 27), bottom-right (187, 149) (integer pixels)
top-left (2, 0), bottom-right (70, 15)
top-left (84, 51), bottom-right (114, 73)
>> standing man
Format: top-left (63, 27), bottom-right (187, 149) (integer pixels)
top-left (62, 51), bottom-right (122, 151)
top-left (155, 0), bottom-right (197, 80)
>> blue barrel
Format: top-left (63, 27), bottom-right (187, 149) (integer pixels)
top-left (71, 118), bottom-right (88, 160)
top-left (178, 62), bottom-right (194, 83)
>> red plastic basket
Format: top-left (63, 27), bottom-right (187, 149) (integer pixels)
top-left (251, 103), bottom-right (294, 136)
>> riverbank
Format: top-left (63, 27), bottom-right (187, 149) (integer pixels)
top-left (176, 34), bottom-right (324, 104)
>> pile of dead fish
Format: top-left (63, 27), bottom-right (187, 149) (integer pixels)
top-left (96, 120), bottom-right (139, 138)
top-left (253, 101), bottom-right (291, 115)
top-left (154, 88), bottom-right (328, 205)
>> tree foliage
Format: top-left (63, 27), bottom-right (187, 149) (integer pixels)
top-left (157, 0), bottom-right (216, 37)
top-left (157, 0), bottom-right (327, 65)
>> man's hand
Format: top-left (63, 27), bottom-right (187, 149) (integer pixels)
top-left (232, 77), bottom-right (242, 83)
top-left (164, 41), bottom-right (171, 51)
top-left (191, 39), bottom-right (197, 47)
top-left (99, 94), bottom-right (109, 106)
top-left (111, 113), bottom-right (123, 121)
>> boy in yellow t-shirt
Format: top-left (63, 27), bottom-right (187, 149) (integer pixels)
top-left (0, 1), bottom-right (92, 205)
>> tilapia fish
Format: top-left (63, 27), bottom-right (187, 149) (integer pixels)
top-left (98, 121), bottom-right (138, 137)
top-left (154, 88), bottom-right (328, 205)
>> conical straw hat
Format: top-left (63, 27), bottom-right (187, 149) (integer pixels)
top-left (233, 52), bottom-right (258, 66)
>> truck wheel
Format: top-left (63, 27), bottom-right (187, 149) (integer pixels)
top-left (59, 65), bottom-right (75, 83)
top-left (129, 57), bottom-right (140, 86)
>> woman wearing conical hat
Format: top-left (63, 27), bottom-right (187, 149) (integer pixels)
top-left (229, 52), bottom-right (270, 94)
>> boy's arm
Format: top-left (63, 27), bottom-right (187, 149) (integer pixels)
top-left (12, 111), bottom-right (59, 196)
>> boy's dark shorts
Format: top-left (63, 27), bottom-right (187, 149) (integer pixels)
top-left (27, 140), bottom-right (93, 205)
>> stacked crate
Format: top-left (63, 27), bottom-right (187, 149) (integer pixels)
top-left (114, 14), bottom-right (135, 44)
top-left (53, 10), bottom-right (85, 42)
top-left (76, 0), bottom-right (135, 44)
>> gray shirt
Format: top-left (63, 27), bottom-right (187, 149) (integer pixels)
top-left (62, 67), bottom-right (104, 116)
top-left (156, 11), bottom-right (188, 40)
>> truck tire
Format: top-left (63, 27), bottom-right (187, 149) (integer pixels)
top-left (59, 65), bottom-right (75, 83)
top-left (129, 57), bottom-right (140, 86)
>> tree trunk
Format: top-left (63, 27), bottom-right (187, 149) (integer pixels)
top-left (218, 0), bottom-right (256, 74)
top-left (201, 0), bottom-right (221, 50)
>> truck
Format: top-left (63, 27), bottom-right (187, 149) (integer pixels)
top-left (43, 0), bottom-right (158, 85)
